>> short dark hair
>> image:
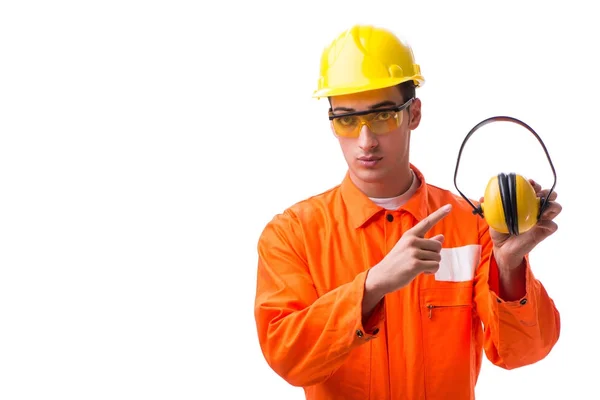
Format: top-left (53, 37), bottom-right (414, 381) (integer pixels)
top-left (328, 80), bottom-right (417, 107)
top-left (397, 80), bottom-right (416, 103)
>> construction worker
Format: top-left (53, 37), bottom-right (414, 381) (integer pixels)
top-left (254, 25), bottom-right (561, 399)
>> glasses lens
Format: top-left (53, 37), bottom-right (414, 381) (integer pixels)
top-left (332, 115), bottom-right (360, 137)
top-left (332, 110), bottom-right (402, 137)
top-left (369, 111), bottom-right (401, 134)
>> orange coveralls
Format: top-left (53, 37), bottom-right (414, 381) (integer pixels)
top-left (254, 166), bottom-right (560, 399)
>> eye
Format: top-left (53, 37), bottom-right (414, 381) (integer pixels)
top-left (374, 112), bottom-right (394, 121)
top-left (338, 116), bottom-right (357, 126)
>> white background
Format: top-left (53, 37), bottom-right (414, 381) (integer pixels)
top-left (1, 0), bottom-right (598, 399)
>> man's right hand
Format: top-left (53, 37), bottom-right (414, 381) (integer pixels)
top-left (365, 204), bottom-right (452, 298)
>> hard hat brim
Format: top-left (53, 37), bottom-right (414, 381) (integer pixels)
top-left (312, 75), bottom-right (425, 99)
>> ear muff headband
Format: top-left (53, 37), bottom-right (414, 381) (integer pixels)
top-left (453, 116), bottom-right (557, 221)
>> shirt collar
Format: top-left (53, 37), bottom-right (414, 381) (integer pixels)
top-left (340, 164), bottom-right (429, 229)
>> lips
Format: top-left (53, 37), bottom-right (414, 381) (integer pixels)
top-left (357, 156), bottom-right (382, 167)
top-left (358, 156), bottom-right (382, 161)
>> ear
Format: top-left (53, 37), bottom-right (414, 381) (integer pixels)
top-left (408, 98), bottom-right (422, 130)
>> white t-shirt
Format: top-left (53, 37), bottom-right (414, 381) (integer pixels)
top-left (368, 169), bottom-right (420, 210)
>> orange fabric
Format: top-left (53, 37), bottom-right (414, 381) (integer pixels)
top-left (254, 165), bottom-right (560, 399)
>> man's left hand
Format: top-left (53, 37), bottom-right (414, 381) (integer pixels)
top-left (485, 179), bottom-right (562, 271)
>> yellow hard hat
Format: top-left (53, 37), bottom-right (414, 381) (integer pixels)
top-left (313, 25), bottom-right (425, 99)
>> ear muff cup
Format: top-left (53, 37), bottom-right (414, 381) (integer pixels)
top-left (481, 173), bottom-right (542, 235)
top-left (497, 172), bottom-right (519, 235)
top-left (497, 173), bottom-right (513, 235)
top-left (509, 173), bottom-right (519, 235)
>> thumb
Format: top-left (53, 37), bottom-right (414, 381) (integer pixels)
top-left (430, 233), bottom-right (444, 243)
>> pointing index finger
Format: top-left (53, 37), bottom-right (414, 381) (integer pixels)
top-left (410, 204), bottom-right (452, 237)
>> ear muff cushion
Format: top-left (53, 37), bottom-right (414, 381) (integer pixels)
top-left (497, 173), bottom-right (515, 235)
top-left (508, 173), bottom-right (519, 234)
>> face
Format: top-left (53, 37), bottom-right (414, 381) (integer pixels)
top-left (329, 86), bottom-right (422, 198)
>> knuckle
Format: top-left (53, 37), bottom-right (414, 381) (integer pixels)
top-left (408, 261), bottom-right (419, 273)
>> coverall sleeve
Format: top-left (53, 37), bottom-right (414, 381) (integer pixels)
top-left (473, 216), bottom-right (561, 369)
top-left (254, 211), bottom-right (384, 387)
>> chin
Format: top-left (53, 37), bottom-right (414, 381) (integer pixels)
top-left (350, 166), bottom-right (389, 183)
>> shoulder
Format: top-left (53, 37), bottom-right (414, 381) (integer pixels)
top-left (426, 183), bottom-right (479, 215)
top-left (258, 183), bottom-right (342, 245)
top-left (287, 184), bottom-right (341, 224)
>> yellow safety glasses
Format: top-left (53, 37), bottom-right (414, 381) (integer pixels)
top-left (328, 98), bottom-right (413, 138)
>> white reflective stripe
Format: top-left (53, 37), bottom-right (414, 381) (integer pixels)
top-left (435, 244), bottom-right (482, 282)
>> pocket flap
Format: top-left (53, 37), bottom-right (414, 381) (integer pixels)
top-left (420, 286), bottom-right (472, 308)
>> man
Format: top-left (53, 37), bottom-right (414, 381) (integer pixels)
top-left (254, 24), bottom-right (561, 399)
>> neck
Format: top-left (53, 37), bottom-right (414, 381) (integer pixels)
top-left (350, 167), bottom-right (415, 199)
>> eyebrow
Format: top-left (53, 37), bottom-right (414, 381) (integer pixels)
top-left (332, 100), bottom-right (397, 112)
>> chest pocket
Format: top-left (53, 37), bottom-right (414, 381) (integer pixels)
top-left (419, 285), bottom-right (475, 399)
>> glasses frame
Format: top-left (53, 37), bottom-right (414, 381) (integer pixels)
top-left (327, 97), bottom-right (414, 137)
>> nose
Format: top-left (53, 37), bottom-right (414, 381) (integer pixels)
top-left (357, 124), bottom-right (378, 150)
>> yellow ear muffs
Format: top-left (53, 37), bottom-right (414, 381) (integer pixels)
top-left (453, 116), bottom-right (557, 236)
top-left (481, 172), bottom-right (541, 235)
